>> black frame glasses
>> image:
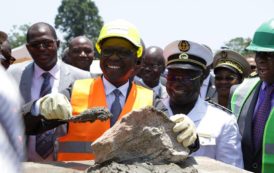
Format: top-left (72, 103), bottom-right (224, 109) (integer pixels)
top-left (28, 40), bottom-right (57, 49)
top-left (101, 48), bottom-right (136, 59)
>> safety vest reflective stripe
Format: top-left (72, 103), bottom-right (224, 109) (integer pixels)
top-left (58, 141), bottom-right (93, 153)
top-left (265, 144), bottom-right (274, 154)
top-left (262, 108), bottom-right (274, 173)
top-left (231, 77), bottom-right (260, 119)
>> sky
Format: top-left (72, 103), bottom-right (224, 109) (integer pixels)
top-left (1, 0), bottom-right (274, 51)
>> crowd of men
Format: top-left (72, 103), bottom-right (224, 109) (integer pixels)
top-left (0, 18), bottom-right (273, 173)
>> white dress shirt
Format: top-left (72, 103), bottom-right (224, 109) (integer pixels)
top-left (200, 74), bottom-right (211, 99)
top-left (139, 79), bottom-right (168, 99)
top-left (162, 96), bottom-right (243, 168)
top-left (28, 60), bottom-right (61, 162)
top-left (102, 76), bottom-right (129, 110)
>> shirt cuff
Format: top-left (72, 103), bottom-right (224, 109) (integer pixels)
top-left (31, 100), bottom-right (41, 116)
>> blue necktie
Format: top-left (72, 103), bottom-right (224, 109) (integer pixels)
top-left (40, 72), bottom-right (52, 97)
top-left (110, 89), bottom-right (122, 126)
top-left (36, 72), bottom-right (54, 158)
top-left (252, 85), bottom-right (274, 150)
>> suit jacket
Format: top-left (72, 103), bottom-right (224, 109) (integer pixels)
top-left (8, 61), bottom-right (90, 103)
top-left (8, 60), bottom-right (90, 135)
top-left (237, 80), bottom-right (262, 173)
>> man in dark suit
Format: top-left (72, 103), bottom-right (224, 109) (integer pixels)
top-left (230, 19), bottom-right (274, 173)
top-left (8, 22), bottom-right (89, 162)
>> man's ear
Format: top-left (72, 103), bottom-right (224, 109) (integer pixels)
top-left (56, 40), bottom-right (60, 49)
top-left (26, 44), bottom-right (31, 52)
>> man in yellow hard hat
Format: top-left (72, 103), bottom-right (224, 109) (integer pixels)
top-left (23, 19), bottom-right (199, 161)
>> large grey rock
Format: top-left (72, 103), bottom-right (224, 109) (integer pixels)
top-left (91, 106), bottom-right (190, 164)
top-left (23, 157), bottom-right (252, 173)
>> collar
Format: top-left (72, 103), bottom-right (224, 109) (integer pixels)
top-left (202, 74), bottom-right (211, 87)
top-left (140, 79), bottom-right (161, 94)
top-left (33, 60), bottom-right (60, 80)
top-left (163, 96), bottom-right (206, 122)
top-left (261, 81), bottom-right (274, 91)
top-left (187, 96), bottom-right (207, 122)
top-left (102, 76), bottom-right (129, 97)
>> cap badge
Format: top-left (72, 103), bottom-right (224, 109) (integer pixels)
top-left (221, 51), bottom-right (228, 58)
top-left (179, 53), bottom-right (189, 60)
top-left (178, 40), bottom-right (190, 52)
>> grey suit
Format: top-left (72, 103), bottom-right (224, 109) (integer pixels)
top-left (8, 60), bottom-right (90, 103)
top-left (7, 60), bottom-right (90, 161)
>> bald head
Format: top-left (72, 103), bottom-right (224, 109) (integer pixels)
top-left (141, 46), bottom-right (165, 88)
top-left (68, 36), bottom-right (94, 71)
top-left (68, 36), bottom-right (93, 49)
top-left (144, 46), bottom-right (165, 64)
top-left (26, 22), bottom-right (57, 43)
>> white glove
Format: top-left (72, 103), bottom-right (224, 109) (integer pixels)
top-left (38, 93), bottom-right (72, 120)
top-left (170, 114), bottom-right (197, 148)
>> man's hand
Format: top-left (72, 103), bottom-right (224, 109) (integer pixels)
top-left (39, 93), bottom-right (72, 120)
top-left (170, 114), bottom-right (197, 148)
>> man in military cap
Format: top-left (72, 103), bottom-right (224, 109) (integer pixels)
top-left (210, 50), bottom-right (251, 107)
top-left (23, 20), bottom-right (199, 161)
top-left (155, 40), bottom-right (243, 168)
top-left (230, 18), bottom-right (274, 173)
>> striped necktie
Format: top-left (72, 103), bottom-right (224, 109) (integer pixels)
top-left (252, 85), bottom-right (274, 150)
top-left (40, 72), bottom-right (52, 97)
top-left (110, 89), bottom-right (122, 126)
top-left (36, 72), bottom-right (54, 158)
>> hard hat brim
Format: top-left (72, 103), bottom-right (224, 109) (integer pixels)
top-left (246, 43), bottom-right (274, 52)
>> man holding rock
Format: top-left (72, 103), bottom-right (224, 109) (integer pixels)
top-left (24, 19), bottom-right (199, 161)
top-left (155, 40), bottom-right (243, 168)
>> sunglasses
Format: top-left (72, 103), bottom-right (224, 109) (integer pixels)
top-left (167, 73), bottom-right (203, 84)
top-left (101, 48), bottom-right (136, 59)
top-left (28, 40), bottom-right (56, 49)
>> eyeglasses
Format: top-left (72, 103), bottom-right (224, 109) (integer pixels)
top-left (28, 40), bottom-right (56, 49)
top-left (255, 52), bottom-right (274, 61)
top-left (141, 63), bottom-right (163, 70)
top-left (101, 48), bottom-right (136, 59)
top-left (215, 75), bottom-right (238, 81)
top-left (167, 73), bottom-right (203, 83)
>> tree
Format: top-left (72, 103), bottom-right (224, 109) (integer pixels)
top-left (224, 37), bottom-right (253, 56)
top-left (55, 0), bottom-right (104, 45)
top-left (8, 24), bottom-right (30, 48)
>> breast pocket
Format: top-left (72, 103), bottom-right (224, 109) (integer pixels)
top-left (193, 133), bottom-right (216, 158)
top-left (199, 133), bottom-right (216, 146)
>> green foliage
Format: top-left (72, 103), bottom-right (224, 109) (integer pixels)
top-left (8, 24), bottom-right (30, 49)
top-left (55, 0), bottom-right (104, 45)
top-left (224, 37), bottom-right (254, 56)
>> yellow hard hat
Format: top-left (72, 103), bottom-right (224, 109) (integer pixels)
top-left (96, 19), bottom-right (143, 58)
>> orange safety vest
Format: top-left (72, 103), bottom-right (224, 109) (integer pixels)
top-left (57, 77), bottom-right (153, 161)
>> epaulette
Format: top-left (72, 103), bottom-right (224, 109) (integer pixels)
top-left (248, 71), bottom-right (259, 78)
top-left (206, 99), bottom-right (233, 114)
